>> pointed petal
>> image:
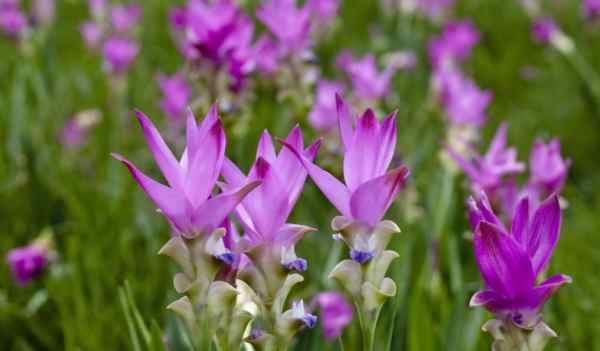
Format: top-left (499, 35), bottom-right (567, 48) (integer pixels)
top-left (185, 109), bottom-right (199, 162)
top-left (521, 274), bottom-right (572, 311)
top-left (112, 153), bottom-right (190, 231)
top-left (511, 197), bottom-right (530, 246)
top-left (221, 158), bottom-right (246, 187)
top-left (276, 223), bottom-right (317, 247)
top-left (474, 221), bottom-right (535, 298)
top-left (344, 109), bottom-right (381, 191)
top-left (190, 181), bottom-right (261, 238)
top-left (469, 290), bottom-right (507, 312)
top-left (376, 112), bottom-right (397, 175)
top-left (275, 127), bottom-right (309, 201)
top-left (256, 130), bottom-right (277, 163)
top-left (446, 146), bottom-right (482, 184)
top-left (336, 94), bottom-right (353, 152)
top-left (488, 123), bottom-right (508, 156)
top-left (134, 110), bottom-right (183, 189)
top-left (280, 140), bottom-right (352, 217)
top-left (186, 120), bottom-right (226, 206)
top-left (197, 104), bottom-right (219, 138)
top-left (349, 166), bottom-right (409, 227)
top-left (467, 192), bottom-right (504, 232)
top-left (527, 194), bottom-right (561, 275)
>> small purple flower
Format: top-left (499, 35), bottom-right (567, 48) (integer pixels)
top-left (250, 35), bottom-right (280, 74)
top-left (80, 21), bottom-right (103, 49)
top-left (7, 245), bottom-right (48, 286)
top-left (528, 138), bottom-right (571, 194)
top-left (316, 291), bottom-right (353, 340)
top-left (257, 0), bottom-right (311, 54)
top-left (337, 52), bottom-right (398, 100)
top-left (221, 127), bottom-right (320, 268)
top-left (583, 0), bottom-right (600, 19)
top-left (468, 193), bottom-right (571, 328)
top-left (156, 73), bottom-right (192, 121)
top-left (283, 95), bottom-right (410, 229)
top-left (309, 80), bottom-right (344, 132)
top-left (102, 36), bottom-right (139, 74)
top-left (60, 119), bottom-right (86, 148)
top-left (436, 69), bottom-right (492, 126)
top-left (0, 7), bottom-right (27, 36)
top-left (306, 0), bottom-right (339, 24)
top-left (447, 123), bottom-right (525, 194)
top-left (113, 107), bottom-right (260, 237)
top-left (428, 20), bottom-right (480, 69)
top-left (531, 17), bottom-right (559, 44)
top-left (417, 0), bottom-right (455, 18)
top-left (110, 4), bottom-right (142, 33)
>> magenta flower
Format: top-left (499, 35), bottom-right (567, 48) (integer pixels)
top-left (428, 20), bottom-right (480, 69)
top-left (113, 107), bottom-right (260, 238)
top-left (583, 0), bottom-right (600, 19)
top-left (447, 123), bottom-right (525, 193)
top-left (102, 36), bottom-right (139, 74)
top-left (284, 95), bottom-right (409, 230)
top-left (0, 7), bottom-right (27, 36)
top-left (249, 35), bottom-right (280, 75)
top-left (436, 69), bottom-right (492, 126)
top-left (7, 245), bottom-right (48, 286)
top-left (315, 291), bottom-right (353, 339)
top-left (156, 73), bottom-right (192, 121)
top-left (468, 193), bottom-right (571, 328)
top-left (221, 128), bottom-right (320, 271)
top-left (110, 4), bottom-right (142, 33)
top-left (528, 138), bottom-right (571, 194)
top-left (80, 21), bottom-right (103, 49)
top-left (309, 80), bottom-right (344, 132)
top-left (257, 0), bottom-right (311, 54)
top-left (531, 17), bottom-right (559, 44)
top-left (337, 52), bottom-right (398, 100)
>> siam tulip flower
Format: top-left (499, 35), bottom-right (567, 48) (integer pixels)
top-left (249, 35), bottom-right (280, 75)
top-left (0, 7), bottom-right (27, 36)
top-left (102, 36), bottom-right (139, 74)
top-left (80, 21), bottom-right (103, 49)
top-left (110, 4), bottom-right (142, 33)
top-left (528, 138), bottom-right (571, 195)
top-left (337, 52), bottom-right (398, 100)
top-left (531, 17), bottom-right (560, 44)
top-left (306, 0), bottom-right (339, 24)
top-left (315, 291), bottom-right (353, 339)
top-left (583, 0), bottom-right (600, 19)
top-left (113, 107), bottom-right (260, 238)
top-left (428, 20), bottom-right (480, 69)
top-left (447, 123), bottom-right (525, 195)
top-left (283, 95), bottom-right (409, 262)
top-left (257, 0), bottom-right (312, 54)
top-left (59, 109), bottom-right (101, 149)
top-left (221, 127), bottom-right (321, 272)
top-left (7, 245), bottom-right (48, 286)
top-left (309, 80), bottom-right (344, 132)
top-left (32, 0), bottom-right (55, 26)
top-left (468, 192), bottom-right (571, 347)
top-left (436, 69), bottom-right (492, 126)
top-left (156, 73), bottom-right (192, 121)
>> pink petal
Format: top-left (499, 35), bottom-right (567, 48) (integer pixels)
top-left (511, 197), bottom-right (530, 246)
top-left (523, 274), bottom-right (572, 311)
top-left (527, 194), bottom-right (561, 275)
top-left (275, 223), bottom-right (316, 247)
top-left (336, 94), bottom-right (353, 152)
top-left (375, 111), bottom-right (397, 175)
top-left (474, 221), bottom-right (535, 299)
top-left (469, 290), bottom-right (507, 312)
top-left (134, 110), bottom-right (183, 190)
top-left (349, 166), bottom-right (409, 227)
top-left (343, 109), bottom-right (380, 191)
top-left (280, 140), bottom-right (352, 218)
top-left (256, 130), bottom-right (277, 163)
top-left (190, 181), bottom-right (261, 238)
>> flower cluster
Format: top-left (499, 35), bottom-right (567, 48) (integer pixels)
top-left (80, 1), bottom-right (142, 76)
top-left (448, 123), bottom-right (570, 219)
top-left (0, 0), bottom-right (54, 40)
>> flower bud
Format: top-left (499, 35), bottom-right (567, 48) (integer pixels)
top-left (329, 259), bottom-right (363, 296)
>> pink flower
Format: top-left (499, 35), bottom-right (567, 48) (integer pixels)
top-left (309, 80), bottom-right (344, 132)
top-left (316, 292), bottom-right (353, 339)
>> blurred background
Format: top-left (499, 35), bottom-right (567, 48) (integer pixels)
top-left (1, 0), bottom-right (599, 350)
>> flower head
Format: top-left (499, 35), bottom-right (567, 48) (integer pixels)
top-left (7, 244), bottom-right (48, 286)
top-left (221, 127), bottom-right (320, 270)
top-left (528, 138), bottom-right (571, 195)
top-left (80, 21), bottom-right (103, 49)
top-left (337, 52), bottom-right (398, 100)
top-left (309, 80), bottom-right (344, 132)
top-left (447, 123), bottom-right (524, 193)
top-left (110, 4), bottom-right (142, 33)
top-left (0, 7), bottom-right (27, 36)
top-left (283, 95), bottom-right (409, 228)
top-left (531, 17), bottom-right (559, 44)
top-left (315, 291), bottom-right (353, 339)
top-left (468, 193), bottom-right (571, 328)
top-left (102, 36), bottom-right (139, 74)
top-left (583, 0), bottom-right (600, 19)
top-left (436, 69), bottom-right (492, 126)
top-left (428, 20), bottom-right (480, 69)
top-left (257, 0), bottom-right (311, 54)
top-left (156, 73), bottom-right (192, 121)
top-left (113, 107), bottom-right (259, 237)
